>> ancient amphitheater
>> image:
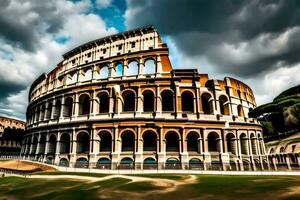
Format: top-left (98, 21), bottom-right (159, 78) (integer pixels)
top-left (21, 26), bottom-right (268, 171)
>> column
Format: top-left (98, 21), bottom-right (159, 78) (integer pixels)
top-left (50, 99), bottom-right (56, 120)
top-left (73, 93), bottom-right (79, 117)
top-left (157, 127), bottom-right (165, 169)
top-left (135, 126), bottom-right (143, 169)
top-left (111, 126), bottom-right (120, 169)
top-left (136, 87), bottom-right (143, 116)
top-left (59, 96), bottom-right (65, 119)
top-left (54, 132), bottom-right (61, 165)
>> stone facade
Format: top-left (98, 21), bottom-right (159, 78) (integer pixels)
top-left (266, 133), bottom-right (300, 171)
top-left (22, 26), bottom-right (268, 170)
top-left (0, 116), bottom-right (25, 155)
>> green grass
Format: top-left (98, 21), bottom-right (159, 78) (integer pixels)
top-left (1, 174), bottom-right (300, 200)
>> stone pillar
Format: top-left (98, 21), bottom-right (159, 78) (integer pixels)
top-left (54, 132), bottom-right (61, 165)
top-left (157, 127), bottom-right (166, 169)
top-left (156, 87), bottom-right (162, 116)
top-left (91, 90), bottom-right (97, 116)
top-left (70, 129), bottom-right (77, 167)
top-left (135, 126), bottom-right (143, 169)
top-left (73, 93), bottom-right (79, 118)
top-left (43, 133), bottom-right (50, 162)
top-left (111, 126), bottom-right (120, 169)
top-left (136, 87), bottom-right (143, 116)
top-left (89, 128), bottom-right (97, 168)
top-left (156, 56), bottom-right (162, 76)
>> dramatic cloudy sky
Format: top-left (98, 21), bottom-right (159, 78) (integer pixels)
top-left (0, 0), bottom-right (300, 120)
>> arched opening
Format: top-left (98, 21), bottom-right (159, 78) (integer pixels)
top-left (31, 136), bottom-right (38, 154)
top-left (38, 135), bottom-right (46, 154)
top-left (84, 69), bottom-right (93, 81)
top-left (219, 95), bottom-right (230, 115)
top-left (201, 93), bottom-right (213, 114)
top-left (121, 131), bottom-right (135, 152)
top-left (69, 73), bottom-right (77, 85)
top-left (115, 63), bottom-right (123, 77)
top-left (63, 97), bottom-right (73, 117)
top-left (98, 93), bottom-right (109, 113)
top-left (53, 100), bottom-right (61, 119)
top-left (161, 90), bottom-right (174, 111)
top-left (127, 61), bottom-right (139, 76)
top-left (165, 158), bottom-right (181, 169)
top-left (226, 133), bottom-right (235, 154)
top-left (243, 160), bottom-right (251, 171)
top-left (98, 66), bottom-right (109, 79)
top-left (144, 59), bottom-right (156, 74)
top-left (166, 131), bottom-right (179, 152)
top-left (143, 157), bottom-right (157, 169)
top-left (59, 158), bottom-right (69, 167)
top-left (143, 90), bottom-right (155, 112)
top-left (119, 157), bottom-right (134, 169)
top-left (76, 132), bottom-right (90, 154)
top-left (237, 105), bottom-right (244, 117)
top-left (189, 158), bottom-right (204, 170)
top-left (123, 91), bottom-right (135, 112)
top-left (229, 161), bottom-right (237, 171)
top-left (75, 157), bottom-right (89, 168)
top-left (79, 94), bottom-right (90, 115)
top-left (99, 131), bottom-right (112, 152)
top-left (46, 102), bottom-right (52, 120)
top-left (255, 159), bottom-right (262, 171)
top-left (48, 134), bottom-right (57, 155)
top-left (250, 134), bottom-right (257, 155)
top-left (240, 133), bottom-right (248, 155)
top-left (181, 91), bottom-right (194, 112)
top-left (187, 132), bottom-right (199, 152)
top-left (208, 132), bottom-right (220, 152)
top-left (60, 133), bottom-right (70, 154)
top-left (143, 131), bottom-right (157, 151)
top-left (96, 158), bottom-right (111, 169)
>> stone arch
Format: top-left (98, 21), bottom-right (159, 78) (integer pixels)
top-left (63, 97), bottom-right (73, 117)
top-left (226, 133), bottom-right (236, 154)
top-left (189, 158), bottom-right (204, 170)
top-left (53, 99), bottom-right (61, 119)
top-left (31, 136), bottom-right (38, 154)
top-left (59, 158), bottom-right (69, 167)
top-left (121, 130), bottom-right (135, 152)
top-left (60, 133), bottom-right (70, 154)
top-left (250, 133), bottom-right (257, 155)
top-left (48, 134), bottom-right (57, 154)
top-left (201, 93), bottom-right (214, 114)
top-left (127, 60), bottom-right (139, 76)
top-left (97, 92), bottom-right (109, 113)
top-left (207, 132), bottom-right (220, 152)
top-left (68, 72), bottom-right (77, 85)
top-left (165, 131), bottom-right (180, 152)
top-left (143, 157), bottom-right (157, 169)
top-left (119, 157), bottom-right (134, 169)
top-left (181, 90), bottom-right (194, 112)
top-left (84, 68), bottom-right (93, 81)
top-left (38, 135), bottom-right (46, 154)
top-left (96, 157), bottom-right (111, 169)
top-left (143, 90), bottom-right (155, 112)
top-left (122, 90), bottom-right (135, 112)
top-left (144, 58), bottom-right (156, 74)
top-left (99, 131), bottom-right (112, 152)
top-left (237, 105), bottom-right (244, 117)
top-left (186, 131), bottom-right (200, 152)
top-left (161, 90), bottom-right (174, 111)
top-left (75, 157), bottom-right (89, 168)
top-left (99, 65), bottom-right (109, 79)
top-left (115, 62), bottom-right (123, 77)
top-left (79, 94), bottom-right (90, 115)
top-left (239, 133), bottom-right (248, 155)
top-left (219, 95), bottom-right (230, 115)
top-left (143, 130), bottom-right (157, 151)
top-left (165, 157), bottom-right (181, 169)
top-left (76, 132), bottom-right (90, 154)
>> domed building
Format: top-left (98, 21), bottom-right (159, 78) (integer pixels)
top-left (22, 26), bottom-right (268, 171)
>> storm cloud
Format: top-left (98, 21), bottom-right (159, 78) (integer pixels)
top-left (125, 0), bottom-right (300, 77)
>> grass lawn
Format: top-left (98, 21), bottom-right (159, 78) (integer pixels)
top-left (0, 174), bottom-right (300, 200)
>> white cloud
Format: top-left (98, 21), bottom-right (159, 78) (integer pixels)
top-left (96, 0), bottom-right (112, 8)
top-left (0, 0), bottom-right (117, 120)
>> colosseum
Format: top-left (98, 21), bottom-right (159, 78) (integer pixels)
top-left (21, 26), bottom-right (268, 171)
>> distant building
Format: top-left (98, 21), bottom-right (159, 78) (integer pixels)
top-left (266, 133), bottom-right (300, 170)
top-left (0, 116), bottom-right (25, 155)
top-left (22, 26), bottom-right (268, 171)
